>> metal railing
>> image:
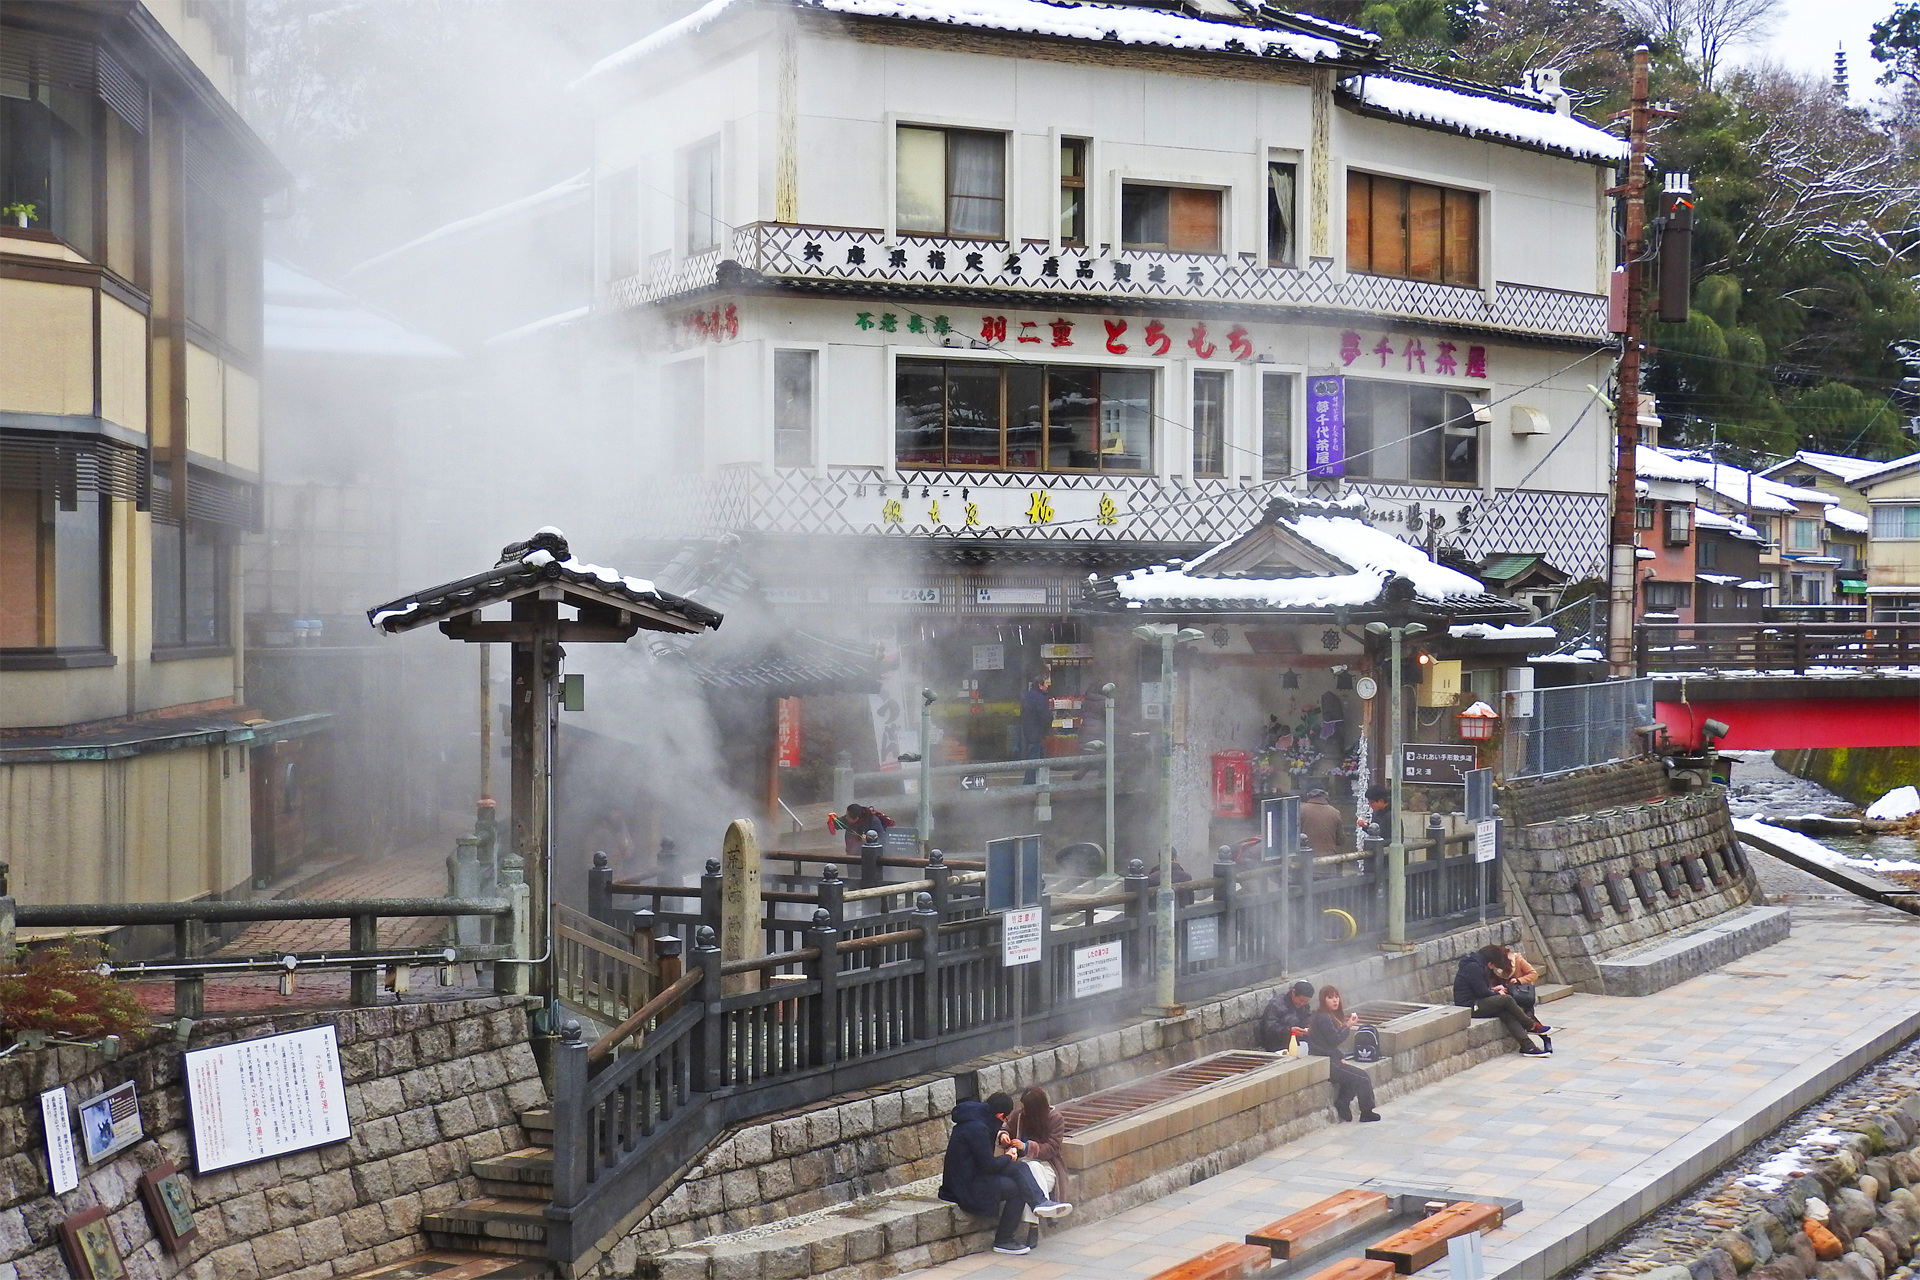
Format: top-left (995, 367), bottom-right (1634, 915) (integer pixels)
top-left (1633, 621), bottom-right (1920, 674)
top-left (1501, 678), bottom-right (1655, 779)
top-left (544, 837), bottom-right (1500, 1256)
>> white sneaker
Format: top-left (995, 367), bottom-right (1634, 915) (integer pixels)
top-left (993, 1241), bottom-right (1033, 1254)
top-left (1035, 1201), bottom-right (1074, 1219)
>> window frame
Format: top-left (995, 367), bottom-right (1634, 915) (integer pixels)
top-left (1059, 136), bottom-right (1088, 248)
top-left (1120, 182), bottom-right (1225, 255)
top-left (1191, 367), bottom-right (1230, 479)
top-left (772, 346), bottom-right (821, 471)
top-left (1787, 516), bottom-right (1821, 553)
top-left (0, 482), bottom-right (111, 660)
top-left (1338, 377), bottom-right (1483, 486)
top-left (1664, 503), bottom-right (1692, 546)
top-left (1643, 581), bottom-right (1692, 610)
top-left (892, 353), bottom-right (1157, 475)
top-left (893, 122), bottom-right (1009, 242)
top-left (684, 137), bottom-right (722, 256)
top-left (1266, 156), bottom-right (1299, 268)
top-left (1344, 167), bottom-right (1482, 288)
top-left (1871, 504), bottom-right (1920, 539)
top-left (149, 515), bottom-right (234, 658)
top-left (1260, 369), bottom-right (1297, 483)
top-left (602, 166), bottom-right (641, 282)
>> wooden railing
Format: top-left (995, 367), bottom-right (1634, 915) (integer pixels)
top-left (542, 839), bottom-right (1500, 1258)
top-left (1635, 622), bottom-right (1920, 674)
top-left (553, 902), bottom-right (655, 1028)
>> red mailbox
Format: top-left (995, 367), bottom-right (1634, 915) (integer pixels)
top-left (1212, 749), bottom-right (1253, 819)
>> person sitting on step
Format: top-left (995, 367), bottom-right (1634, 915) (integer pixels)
top-left (1454, 945), bottom-right (1551, 1055)
top-left (1490, 944), bottom-right (1548, 1029)
top-left (1308, 984), bottom-right (1382, 1122)
top-left (1001, 1086), bottom-right (1071, 1230)
top-left (937, 1091), bottom-right (1071, 1256)
top-left (1259, 979), bottom-right (1316, 1053)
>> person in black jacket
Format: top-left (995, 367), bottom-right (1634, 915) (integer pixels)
top-left (1258, 979), bottom-right (1315, 1052)
top-left (1454, 945), bottom-right (1551, 1054)
top-left (1308, 985), bottom-right (1381, 1122)
top-left (937, 1093), bottom-right (1071, 1254)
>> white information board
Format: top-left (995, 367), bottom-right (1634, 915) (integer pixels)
top-left (1474, 819), bottom-right (1498, 864)
top-left (1072, 942), bottom-right (1124, 998)
top-left (185, 1025), bottom-right (351, 1172)
top-left (40, 1087), bottom-right (77, 1193)
top-left (1185, 916), bottom-right (1220, 963)
top-left (1001, 907), bottom-right (1042, 967)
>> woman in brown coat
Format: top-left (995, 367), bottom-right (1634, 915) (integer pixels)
top-left (1002, 1086), bottom-right (1070, 1209)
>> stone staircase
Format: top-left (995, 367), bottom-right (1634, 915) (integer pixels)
top-left (423, 1105), bottom-right (556, 1260)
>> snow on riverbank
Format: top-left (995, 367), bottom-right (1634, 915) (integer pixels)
top-left (1735, 817), bottom-right (1920, 874)
top-left (1865, 786), bottom-right (1920, 821)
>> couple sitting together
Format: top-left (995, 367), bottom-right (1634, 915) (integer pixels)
top-left (1454, 944), bottom-right (1553, 1055)
top-left (938, 1087), bottom-right (1072, 1256)
top-left (1259, 980), bottom-right (1381, 1123)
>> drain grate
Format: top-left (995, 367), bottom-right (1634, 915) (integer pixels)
top-left (1055, 1051), bottom-right (1278, 1133)
top-left (1357, 1001), bottom-right (1425, 1026)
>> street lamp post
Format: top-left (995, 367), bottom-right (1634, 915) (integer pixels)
top-left (918, 688), bottom-right (936, 850)
top-left (1364, 619), bottom-right (1426, 947)
top-left (1132, 623), bottom-right (1205, 1014)
top-left (1102, 683), bottom-right (1116, 876)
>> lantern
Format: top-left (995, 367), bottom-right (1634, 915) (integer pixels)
top-left (1457, 700), bottom-right (1499, 742)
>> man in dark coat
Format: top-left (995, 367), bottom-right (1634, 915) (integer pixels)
top-left (1454, 945), bottom-right (1550, 1054)
top-left (937, 1093), bottom-right (1071, 1254)
top-left (1258, 979), bottom-right (1316, 1052)
top-left (1299, 788), bottom-right (1345, 853)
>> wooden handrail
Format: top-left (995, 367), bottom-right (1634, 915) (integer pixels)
top-left (843, 878), bottom-right (934, 902)
top-left (587, 968), bottom-right (704, 1063)
top-left (835, 928), bottom-right (923, 952)
top-left (719, 946), bottom-right (820, 975)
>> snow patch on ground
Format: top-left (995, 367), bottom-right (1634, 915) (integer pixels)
top-left (1735, 818), bottom-right (1920, 874)
top-left (1865, 786), bottom-right (1920, 821)
top-left (1737, 1127), bottom-right (1846, 1192)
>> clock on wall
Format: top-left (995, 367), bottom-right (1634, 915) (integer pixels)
top-left (1354, 676), bottom-right (1379, 701)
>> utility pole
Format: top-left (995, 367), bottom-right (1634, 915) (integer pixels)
top-left (1365, 621), bottom-right (1425, 946)
top-left (1607, 45), bottom-right (1653, 677)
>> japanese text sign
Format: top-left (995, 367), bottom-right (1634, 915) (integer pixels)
top-left (1072, 942), bottom-right (1124, 998)
top-left (1001, 906), bottom-right (1042, 967)
top-left (1308, 377), bottom-right (1345, 477)
top-left (185, 1026), bottom-right (351, 1172)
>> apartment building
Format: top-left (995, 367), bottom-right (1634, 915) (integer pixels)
top-left (570, 0), bottom-right (1627, 784)
top-left (1, 0), bottom-right (286, 905)
top-left (1856, 452), bottom-right (1920, 620)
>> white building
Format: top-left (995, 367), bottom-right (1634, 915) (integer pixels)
top-left (567, 0), bottom-right (1628, 806)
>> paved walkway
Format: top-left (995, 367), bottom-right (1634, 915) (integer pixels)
top-left (916, 897), bottom-right (1920, 1280)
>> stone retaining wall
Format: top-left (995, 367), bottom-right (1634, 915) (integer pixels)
top-left (1504, 786), bottom-right (1758, 992)
top-left (587, 917), bottom-right (1520, 1276)
top-left (1585, 1094), bottom-right (1920, 1280)
top-left (1502, 758), bottom-right (1669, 827)
top-left (0, 996), bottom-right (544, 1280)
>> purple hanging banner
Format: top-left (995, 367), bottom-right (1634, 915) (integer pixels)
top-left (1307, 376), bottom-right (1345, 477)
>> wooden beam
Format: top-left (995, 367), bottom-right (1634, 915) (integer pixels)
top-left (1247, 1189), bottom-right (1394, 1258)
top-left (1290, 1257), bottom-right (1398, 1280)
top-left (1366, 1202), bottom-right (1503, 1273)
top-left (439, 620), bottom-right (643, 644)
top-left (1145, 1242), bottom-right (1273, 1280)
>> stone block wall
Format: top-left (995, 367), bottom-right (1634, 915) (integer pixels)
top-left (590, 916), bottom-right (1521, 1275)
top-left (1505, 786), bottom-right (1757, 991)
top-left (1502, 757), bottom-right (1668, 827)
top-left (0, 996), bottom-right (544, 1280)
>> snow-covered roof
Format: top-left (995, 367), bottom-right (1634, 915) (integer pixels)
top-left (1447, 623), bottom-right (1557, 642)
top-left (1091, 499), bottom-right (1516, 618)
top-left (1639, 445), bottom-right (1832, 513)
top-left (1696, 573), bottom-right (1739, 585)
top-left (1824, 506), bottom-right (1869, 533)
top-left (348, 171), bottom-right (591, 278)
top-left (577, 0), bottom-right (1357, 87)
top-left (1775, 451), bottom-right (1887, 484)
top-left (1693, 507), bottom-right (1763, 541)
top-left (1851, 452), bottom-right (1920, 488)
top-left (262, 259), bottom-right (461, 360)
top-left (1344, 75), bottom-right (1628, 162)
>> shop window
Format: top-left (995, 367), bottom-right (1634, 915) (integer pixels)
top-left (1644, 581), bottom-right (1691, 611)
top-left (152, 518), bottom-right (230, 650)
top-left (1192, 370), bottom-right (1228, 478)
top-left (1261, 371), bottom-right (1293, 481)
top-left (686, 138), bottom-right (721, 254)
top-left (1346, 171), bottom-right (1478, 287)
top-left (1060, 138), bottom-right (1086, 245)
top-left (897, 126), bottom-right (1005, 239)
top-left (1121, 184), bottom-right (1221, 254)
top-left (895, 358), bottom-right (1152, 473)
top-left (1267, 161), bottom-right (1297, 267)
top-left (774, 349), bottom-right (815, 468)
top-left (1664, 504), bottom-right (1691, 546)
top-left (1339, 379), bottom-right (1479, 484)
top-left (0, 75), bottom-right (97, 255)
top-left (0, 486), bottom-right (107, 650)
top-left (602, 167), bottom-right (640, 280)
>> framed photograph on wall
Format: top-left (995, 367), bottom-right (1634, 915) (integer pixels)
top-left (137, 1162), bottom-right (199, 1252)
top-left (58, 1206), bottom-right (127, 1280)
top-left (77, 1081), bottom-right (143, 1164)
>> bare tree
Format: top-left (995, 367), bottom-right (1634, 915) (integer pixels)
top-left (1610, 0), bottom-right (1784, 86)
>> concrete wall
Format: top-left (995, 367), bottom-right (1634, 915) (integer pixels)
top-left (0, 996), bottom-right (543, 1280)
top-left (1778, 747), bottom-right (1920, 810)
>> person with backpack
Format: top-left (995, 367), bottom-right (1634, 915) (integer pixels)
top-left (1307, 985), bottom-right (1382, 1122)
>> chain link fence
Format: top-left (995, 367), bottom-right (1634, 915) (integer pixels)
top-left (1501, 678), bottom-right (1655, 779)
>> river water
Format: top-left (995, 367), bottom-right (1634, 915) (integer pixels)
top-left (1724, 749), bottom-right (1920, 870)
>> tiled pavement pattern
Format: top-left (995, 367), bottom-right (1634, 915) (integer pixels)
top-left (915, 899), bottom-right (1920, 1280)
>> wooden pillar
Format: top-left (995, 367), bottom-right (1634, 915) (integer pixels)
top-left (509, 593), bottom-right (559, 997)
top-left (720, 819), bottom-right (764, 995)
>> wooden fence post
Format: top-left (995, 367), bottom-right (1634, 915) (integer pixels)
top-left (1213, 849), bottom-right (1237, 964)
top-left (691, 926), bottom-right (724, 1093)
top-left (816, 863), bottom-right (845, 928)
top-left (911, 891), bottom-right (939, 1041)
top-left (699, 859), bottom-right (723, 937)
top-left (548, 1021), bottom-right (588, 1236)
top-left (588, 850), bottom-right (614, 924)
top-left (858, 830), bottom-right (883, 888)
top-left (804, 908), bottom-right (840, 1068)
top-left (174, 918), bottom-right (205, 1019)
top-left (349, 914), bottom-right (379, 1007)
top-left (655, 934), bottom-right (684, 1019)
top-left (926, 848), bottom-right (951, 916)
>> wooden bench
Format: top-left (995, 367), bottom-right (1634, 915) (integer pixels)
top-left (1289, 1256), bottom-right (1400, 1280)
top-left (1246, 1189), bottom-right (1394, 1258)
top-left (1365, 1201), bottom-right (1504, 1273)
top-left (1145, 1241), bottom-right (1274, 1280)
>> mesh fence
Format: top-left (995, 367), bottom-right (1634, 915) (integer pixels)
top-left (1500, 678), bottom-right (1655, 779)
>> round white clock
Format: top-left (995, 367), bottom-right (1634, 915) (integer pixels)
top-left (1353, 676), bottom-right (1379, 700)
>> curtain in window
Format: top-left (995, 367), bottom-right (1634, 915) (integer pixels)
top-left (1262, 372), bottom-right (1293, 481)
top-left (946, 131), bottom-right (1004, 238)
top-left (896, 127), bottom-right (946, 234)
top-left (1193, 371), bottom-right (1228, 477)
top-left (1267, 163), bottom-right (1296, 266)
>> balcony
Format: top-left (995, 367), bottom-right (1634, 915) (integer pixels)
top-left (608, 223), bottom-right (1614, 344)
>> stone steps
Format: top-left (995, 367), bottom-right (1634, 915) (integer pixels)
top-left (1596, 904), bottom-right (1792, 996)
top-left (423, 1107), bottom-right (555, 1259)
